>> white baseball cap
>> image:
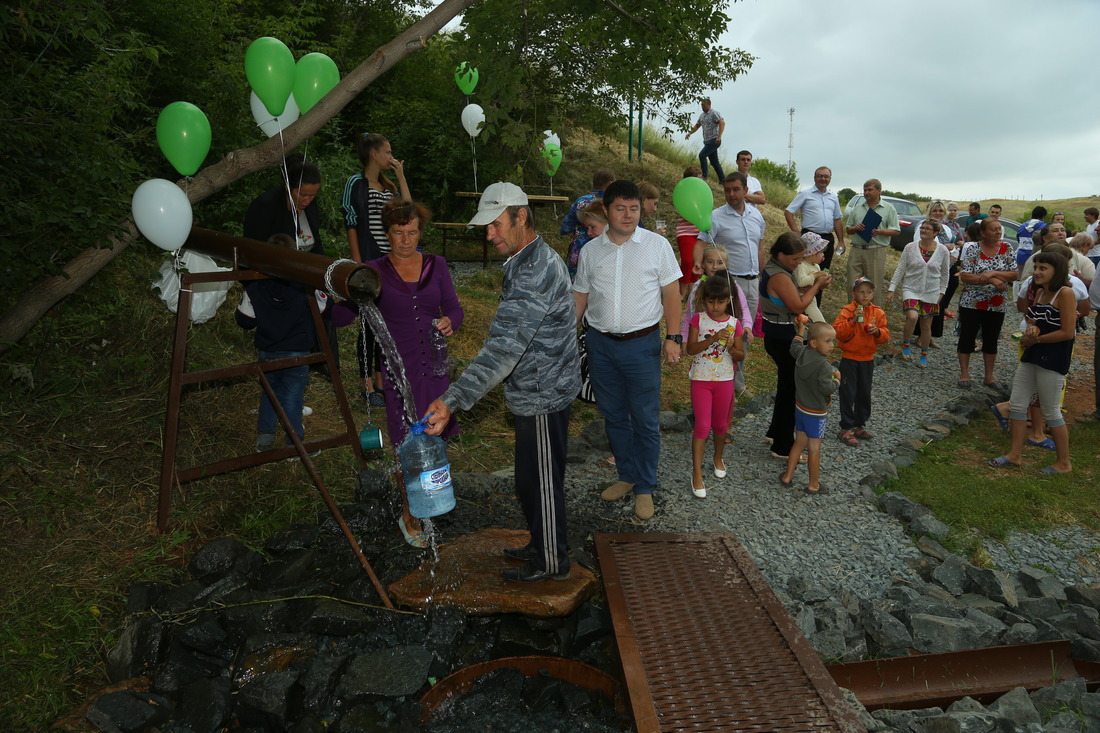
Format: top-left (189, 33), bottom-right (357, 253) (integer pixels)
top-left (467, 182), bottom-right (529, 227)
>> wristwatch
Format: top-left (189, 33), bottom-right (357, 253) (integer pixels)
top-left (666, 334), bottom-right (683, 344)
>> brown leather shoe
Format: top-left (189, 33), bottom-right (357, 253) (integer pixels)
top-left (634, 494), bottom-right (654, 520)
top-left (600, 481), bottom-right (634, 501)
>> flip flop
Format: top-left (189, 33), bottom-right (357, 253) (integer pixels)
top-left (989, 405), bottom-right (1010, 432)
top-left (802, 484), bottom-right (829, 495)
top-left (957, 380), bottom-right (972, 389)
top-left (1026, 438), bottom-right (1057, 451)
top-left (988, 455), bottom-right (1019, 468)
top-left (983, 381), bottom-right (1005, 392)
top-left (1038, 466), bottom-right (1067, 475)
top-left (778, 472), bottom-right (793, 488)
top-left (399, 516), bottom-right (428, 548)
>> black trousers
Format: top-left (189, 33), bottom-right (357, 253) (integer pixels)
top-left (514, 407), bottom-right (570, 574)
top-left (930, 262), bottom-right (960, 339)
top-left (838, 358), bottom-right (874, 430)
top-left (764, 336), bottom-right (797, 456)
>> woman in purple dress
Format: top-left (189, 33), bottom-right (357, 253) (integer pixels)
top-left (369, 200), bottom-right (463, 545)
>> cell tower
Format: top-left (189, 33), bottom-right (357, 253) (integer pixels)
top-left (787, 107), bottom-right (795, 170)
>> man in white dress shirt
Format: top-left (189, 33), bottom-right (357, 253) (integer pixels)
top-left (574, 180), bottom-right (682, 521)
top-left (694, 172), bottom-right (767, 324)
top-left (735, 150), bottom-right (766, 209)
top-left (785, 166), bottom-right (846, 272)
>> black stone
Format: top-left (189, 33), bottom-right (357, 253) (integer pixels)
top-left (336, 645), bottom-right (433, 701)
top-left (178, 618), bottom-right (231, 657)
top-left (299, 597), bottom-right (373, 636)
top-left (106, 615), bottom-right (167, 682)
top-left (125, 582), bottom-right (168, 615)
top-left (169, 677), bottom-right (232, 733)
top-left (264, 525), bottom-right (321, 555)
top-left (188, 537), bottom-right (254, 582)
top-left (298, 650), bottom-right (350, 714)
top-left (356, 469), bottom-right (391, 501)
top-left (86, 690), bottom-right (171, 732)
top-left (236, 669), bottom-right (300, 728)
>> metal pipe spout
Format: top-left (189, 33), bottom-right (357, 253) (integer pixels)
top-left (184, 226), bottom-right (381, 303)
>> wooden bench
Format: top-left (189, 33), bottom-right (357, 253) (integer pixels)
top-left (433, 222), bottom-right (497, 268)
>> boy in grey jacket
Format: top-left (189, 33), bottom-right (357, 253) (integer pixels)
top-left (780, 320), bottom-right (840, 495)
top-left (425, 183), bottom-right (580, 583)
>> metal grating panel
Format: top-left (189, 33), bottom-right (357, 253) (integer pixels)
top-left (596, 533), bottom-right (866, 733)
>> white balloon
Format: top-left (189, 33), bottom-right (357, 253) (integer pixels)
top-left (461, 104), bottom-right (485, 138)
top-left (132, 179), bottom-right (193, 252)
top-left (250, 90), bottom-right (300, 137)
top-left (543, 130), bottom-right (560, 147)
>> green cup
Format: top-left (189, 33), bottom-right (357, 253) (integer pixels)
top-left (359, 424), bottom-right (383, 451)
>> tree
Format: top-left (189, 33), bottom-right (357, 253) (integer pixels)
top-left (454, 0), bottom-right (754, 164)
top-left (838, 187), bottom-right (857, 206)
top-left (0, 0), bottom-right (479, 354)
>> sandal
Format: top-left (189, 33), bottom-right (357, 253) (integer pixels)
top-left (770, 451), bottom-right (808, 463)
top-left (838, 430), bottom-right (859, 447)
top-left (901, 344), bottom-right (913, 360)
top-left (399, 516), bottom-right (427, 548)
top-left (778, 472), bottom-right (793, 488)
top-left (989, 405), bottom-right (1010, 432)
top-left (803, 484), bottom-right (829, 495)
top-left (988, 455), bottom-right (1019, 468)
top-left (1026, 437), bottom-right (1057, 451)
top-left (853, 428), bottom-right (875, 440)
top-left (957, 380), bottom-right (972, 389)
top-left (1038, 465), bottom-right (1067, 475)
top-left (983, 381), bottom-right (1005, 392)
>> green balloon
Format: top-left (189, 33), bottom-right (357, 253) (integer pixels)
top-left (245, 37), bottom-right (295, 117)
top-left (672, 177), bottom-right (714, 232)
top-left (454, 62), bottom-right (479, 95)
top-left (542, 143), bottom-right (562, 176)
top-left (293, 52), bottom-right (340, 114)
top-left (156, 101), bottom-right (211, 176)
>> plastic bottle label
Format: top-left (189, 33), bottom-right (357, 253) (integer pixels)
top-left (420, 465), bottom-right (452, 495)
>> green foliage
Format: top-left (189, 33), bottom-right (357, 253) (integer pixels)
top-left (882, 189), bottom-right (930, 203)
top-left (838, 187), bottom-right (857, 205)
top-left (750, 157), bottom-right (797, 191)
top-left (455, 0), bottom-right (754, 162)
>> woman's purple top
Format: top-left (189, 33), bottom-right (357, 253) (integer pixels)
top-left (367, 253), bottom-right (464, 447)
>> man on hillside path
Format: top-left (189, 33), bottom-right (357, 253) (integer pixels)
top-left (685, 97), bottom-right (726, 184)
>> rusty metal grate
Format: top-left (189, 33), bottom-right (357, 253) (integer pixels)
top-left (595, 533), bottom-right (865, 732)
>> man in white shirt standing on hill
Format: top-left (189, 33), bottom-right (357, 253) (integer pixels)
top-left (574, 180), bottom-right (682, 522)
top-left (785, 165), bottom-right (846, 273)
top-left (735, 150), bottom-right (767, 209)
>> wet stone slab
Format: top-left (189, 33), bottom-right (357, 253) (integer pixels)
top-left (389, 529), bottom-right (598, 616)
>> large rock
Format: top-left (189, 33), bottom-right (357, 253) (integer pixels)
top-left (860, 603), bottom-right (913, 651)
top-left (910, 513), bottom-right (951, 539)
top-left (1030, 677), bottom-right (1087, 719)
top-left (188, 537), bottom-right (260, 582)
top-left (336, 645), bottom-right (433, 701)
top-left (914, 712), bottom-right (1002, 732)
top-left (878, 492), bottom-right (930, 523)
top-left (1016, 566), bottom-right (1067, 600)
top-left (987, 685), bottom-right (1040, 724)
top-left (964, 566), bottom-right (1019, 608)
top-left (235, 669), bottom-right (299, 728)
top-left (932, 555), bottom-right (970, 596)
top-left (910, 614), bottom-right (981, 653)
top-left (1067, 583), bottom-right (1100, 610)
top-left (580, 420), bottom-right (610, 451)
top-left (106, 616), bottom-right (167, 683)
top-left (86, 690), bottom-right (171, 733)
top-left (388, 529), bottom-right (598, 616)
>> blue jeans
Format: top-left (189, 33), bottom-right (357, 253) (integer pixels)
top-left (699, 138), bottom-right (725, 183)
top-left (585, 328), bottom-right (662, 494)
top-left (257, 350), bottom-right (310, 444)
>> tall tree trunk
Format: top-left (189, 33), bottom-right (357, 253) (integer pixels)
top-left (0, 0), bottom-right (479, 355)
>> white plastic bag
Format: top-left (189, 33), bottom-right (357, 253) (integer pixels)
top-left (152, 250), bottom-right (233, 324)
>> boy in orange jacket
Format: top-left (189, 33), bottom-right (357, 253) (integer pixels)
top-left (832, 277), bottom-right (890, 446)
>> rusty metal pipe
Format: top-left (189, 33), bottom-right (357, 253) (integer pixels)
top-left (184, 226), bottom-right (381, 303)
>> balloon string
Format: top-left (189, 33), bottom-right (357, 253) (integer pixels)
top-left (274, 124), bottom-right (300, 243)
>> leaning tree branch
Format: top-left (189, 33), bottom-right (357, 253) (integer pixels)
top-left (0, 0), bottom-right (480, 355)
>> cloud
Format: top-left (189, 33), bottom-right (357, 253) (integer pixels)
top-left (681, 0), bottom-right (1100, 200)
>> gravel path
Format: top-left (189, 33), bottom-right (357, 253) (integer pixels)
top-left (558, 318), bottom-right (1100, 600)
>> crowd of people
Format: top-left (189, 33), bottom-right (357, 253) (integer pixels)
top-left (231, 109), bottom-right (1094, 583)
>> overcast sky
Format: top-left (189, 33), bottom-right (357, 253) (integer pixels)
top-left (678, 0), bottom-right (1100, 202)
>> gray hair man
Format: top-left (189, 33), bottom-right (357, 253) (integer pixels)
top-left (425, 182), bottom-right (580, 584)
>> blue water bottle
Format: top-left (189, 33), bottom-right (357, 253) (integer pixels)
top-left (397, 417), bottom-right (455, 518)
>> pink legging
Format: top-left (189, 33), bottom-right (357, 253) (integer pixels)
top-left (691, 379), bottom-right (736, 439)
